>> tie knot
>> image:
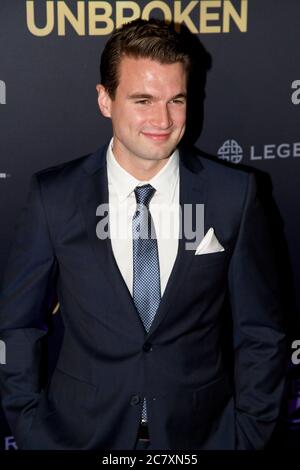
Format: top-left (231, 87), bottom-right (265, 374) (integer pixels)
top-left (134, 184), bottom-right (156, 207)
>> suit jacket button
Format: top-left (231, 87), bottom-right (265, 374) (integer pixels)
top-left (130, 395), bottom-right (141, 406)
top-left (143, 342), bottom-right (152, 352)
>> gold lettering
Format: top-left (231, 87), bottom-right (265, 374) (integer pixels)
top-left (116, 1), bottom-right (140, 29)
top-left (174, 1), bottom-right (198, 33)
top-left (57, 1), bottom-right (85, 36)
top-left (26, 0), bottom-right (54, 37)
top-left (200, 1), bottom-right (221, 33)
top-left (142, 1), bottom-right (172, 23)
top-left (223, 0), bottom-right (248, 33)
top-left (89, 1), bottom-right (114, 36)
top-left (26, 1), bottom-right (249, 37)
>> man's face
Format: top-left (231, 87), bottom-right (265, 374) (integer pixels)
top-left (97, 56), bottom-right (187, 171)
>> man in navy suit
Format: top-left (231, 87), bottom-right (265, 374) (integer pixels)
top-left (0, 18), bottom-right (286, 450)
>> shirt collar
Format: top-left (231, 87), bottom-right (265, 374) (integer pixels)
top-left (106, 137), bottom-right (179, 203)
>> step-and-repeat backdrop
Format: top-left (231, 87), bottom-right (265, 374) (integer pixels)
top-left (0, 0), bottom-right (299, 450)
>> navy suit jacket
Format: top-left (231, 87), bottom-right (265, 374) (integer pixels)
top-left (0, 144), bottom-right (286, 449)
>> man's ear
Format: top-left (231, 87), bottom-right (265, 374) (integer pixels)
top-left (96, 84), bottom-right (112, 118)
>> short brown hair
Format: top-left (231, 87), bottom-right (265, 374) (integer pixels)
top-left (100, 18), bottom-right (192, 99)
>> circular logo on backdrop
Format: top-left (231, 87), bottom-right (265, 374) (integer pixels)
top-left (217, 140), bottom-right (243, 164)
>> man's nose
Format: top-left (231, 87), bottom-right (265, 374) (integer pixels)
top-left (150, 105), bottom-right (172, 129)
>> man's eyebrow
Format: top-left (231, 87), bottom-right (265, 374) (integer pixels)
top-left (127, 93), bottom-right (187, 100)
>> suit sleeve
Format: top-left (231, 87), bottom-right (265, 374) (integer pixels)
top-left (228, 173), bottom-right (287, 450)
top-left (0, 174), bottom-right (58, 447)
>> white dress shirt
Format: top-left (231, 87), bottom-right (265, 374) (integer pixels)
top-left (106, 138), bottom-right (180, 296)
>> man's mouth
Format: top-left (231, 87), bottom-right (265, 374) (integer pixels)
top-left (142, 132), bottom-right (171, 141)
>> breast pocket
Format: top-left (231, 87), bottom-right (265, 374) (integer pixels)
top-left (191, 251), bottom-right (228, 268)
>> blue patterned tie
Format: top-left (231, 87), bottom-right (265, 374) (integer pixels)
top-left (132, 184), bottom-right (161, 422)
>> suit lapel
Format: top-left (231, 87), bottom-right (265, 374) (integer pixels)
top-left (148, 147), bottom-right (208, 337)
top-left (78, 145), bottom-right (146, 337)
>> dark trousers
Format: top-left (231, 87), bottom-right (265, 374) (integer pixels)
top-left (134, 438), bottom-right (151, 450)
top-left (134, 422), bottom-right (151, 450)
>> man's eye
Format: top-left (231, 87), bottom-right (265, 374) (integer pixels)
top-left (136, 100), bottom-right (150, 104)
top-left (172, 100), bottom-right (185, 104)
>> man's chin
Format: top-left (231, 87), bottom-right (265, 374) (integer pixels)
top-left (143, 143), bottom-right (177, 160)
top-left (141, 151), bottom-right (174, 162)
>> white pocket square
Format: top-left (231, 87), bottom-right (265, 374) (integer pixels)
top-left (195, 228), bottom-right (225, 255)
